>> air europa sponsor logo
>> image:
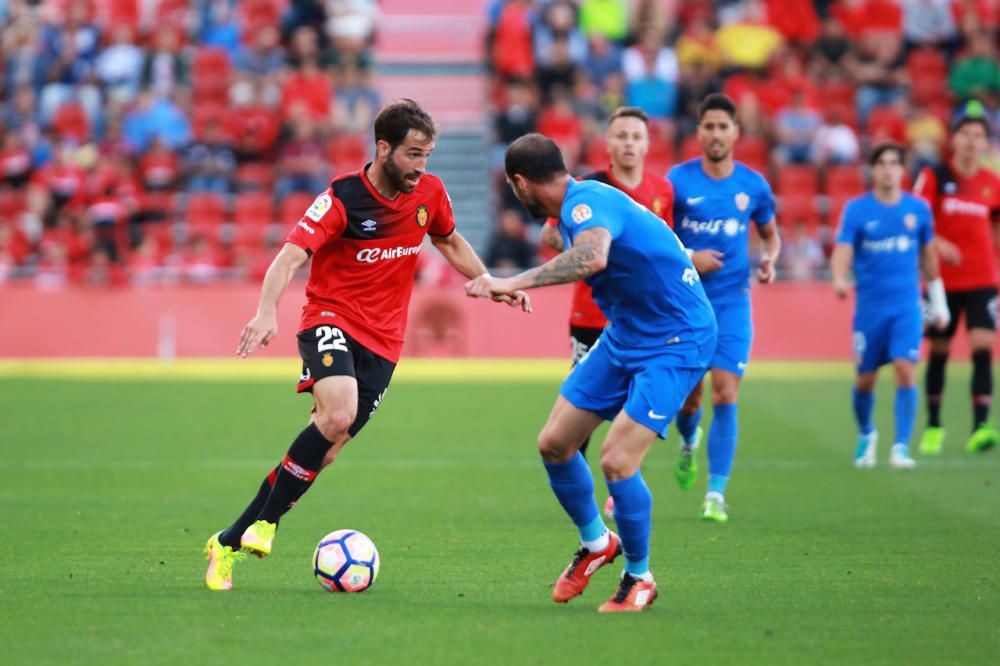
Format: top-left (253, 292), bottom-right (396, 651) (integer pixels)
top-left (356, 245), bottom-right (422, 263)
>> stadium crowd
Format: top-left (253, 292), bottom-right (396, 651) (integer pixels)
top-left (0, 0), bottom-right (379, 286)
top-left (484, 0), bottom-right (1000, 277)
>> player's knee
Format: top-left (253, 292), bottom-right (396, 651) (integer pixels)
top-left (712, 383), bottom-right (739, 405)
top-left (599, 447), bottom-right (635, 481)
top-left (314, 408), bottom-right (355, 441)
top-left (855, 374), bottom-right (877, 392)
top-left (894, 362), bottom-right (916, 387)
top-left (537, 426), bottom-right (573, 462)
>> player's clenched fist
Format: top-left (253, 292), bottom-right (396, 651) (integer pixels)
top-left (757, 253), bottom-right (776, 283)
top-left (237, 312), bottom-right (278, 357)
top-left (464, 275), bottom-right (532, 312)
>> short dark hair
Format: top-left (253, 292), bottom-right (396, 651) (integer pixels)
top-left (373, 99), bottom-right (436, 150)
top-left (504, 133), bottom-right (567, 183)
top-left (608, 106), bottom-right (649, 126)
top-left (697, 93), bottom-right (737, 122)
top-left (868, 142), bottom-right (905, 166)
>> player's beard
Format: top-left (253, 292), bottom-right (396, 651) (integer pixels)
top-left (515, 185), bottom-right (547, 219)
top-left (384, 152), bottom-right (422, 194)
top-left (704, 142), bottom-right (732, 163)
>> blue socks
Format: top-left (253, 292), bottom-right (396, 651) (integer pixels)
top-left (894, 385), bottom-right (917, 448)
top-left (676, 407), bottom-right (702, 446)
top-left (606, 471), bottom-right (652, 575)
top-left (707, 403), bottom-right (738, 495)
top-left (853, 387), bottom-right (875, 435)
top-left (543, 453), bottom-right (605, 543)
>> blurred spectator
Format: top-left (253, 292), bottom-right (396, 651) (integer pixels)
top-left (97, 113), bottom-right (129, 158)
top-left (275, 119), bottom-right (329, 200)
top-left (3, 85), bottom-right (42, 146)
top-left (183, 236), bottom-right (222, 284)
top-left (775, 91), bottom-right (822, 165)
top-left (85, 184), bottom-right (129, 262)
top-left (902, 0), bottom-right (959, 51)
top-left (536, 38), bottom-right (578, 101)
top-left (578, 0), bottom-right (628, 43)
top-left (833, 0), bottom-right (902, 39)
top-left (812, 106), bottom-right (860, 165)
top-left (677, 60), bottom-right (723, 136)
top-left (139, 137), bottom-right (181, 192)
top-left (332, 61), bottom-right (380, 134)
top-left (486, 209), bottom-right (537, 273)
top-left (184, 120), bottom-right (236, 193)
top-left (2, 15), bottom-right (47, 98)
top-left (570, 70), bottom-right (603, 124)
top-left (629, 0), bottom-right (674, 39)
top-left (495, 79), bottom-right (538, 146)
top-left (489, 0), bottom-right (534, 80)
top-left (227, 83), bottom-right (282, 160)
top-left (0, 222), bottom-right (31, 281)
top-left (282, 0), bottom-right (328, 41)
top-left (537, 86), bottom-right (583, 163)
top-left (766, 0), bottom-right (820, 44)
top-left (676, 17), bottom-right (722, 70)
top-left (948, 32), bottom-right (1000, 102)
top-left (847, 32), bottom-right (908, 126)
top-left (199, 0), bottom-right (242, 56)
top-left (83, 246), bottom-right (126, 287)
top-left (535, 2), bottom-right (588, 69)
top-left (907, 103), bottom-right (948, 170)
top-left (781, 223), bottom-right (826, 281)
top-left (141, 27), bottom-right (187, 98)
top-left (325, 0), bottom-right (377, 64)
top-left (866, 99), bottom-right (908, 144)
top-left (1, 130), bottom-right (34, 188)
top-left (715, 1), bottom-right (784, 70)
top-left (812, 16), bottom-right (851, 71)
top-left (233, 25), bottom-right (285, 83)
top-left (122, 91), bottom-right (191, 152)
top-left (281, 28), bottom-right (334, 123)
top-left (29, 143), bottom-right (88, 223)
top-left (622, 29), bottom-right (678, 120)
top-left (599, 72), bottom-right (627, 118)
top-left (583, 34), bottom-right (623, 87)
top-left (95, 24), bottom-right (144, 104)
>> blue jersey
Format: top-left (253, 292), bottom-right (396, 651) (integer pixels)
top-left (835, 191), bottom-right (934, 311)
top-left (668, 159), bottom-right (776, 303)
top-left (557, 179), bottom-right (716, 352)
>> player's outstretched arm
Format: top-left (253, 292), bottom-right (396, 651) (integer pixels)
top-left (830, 243), bottom-right (853, 299)
top-left (431, 231), bottom-right (531, 311)
top-left (465, 227), bottom-right (610, 299)
top-left (237, 242), bottom-right (309, 357)
top-left (756, 218), bottom-right (781, 283)
top-left (922, 241), bottom-right (950, 329)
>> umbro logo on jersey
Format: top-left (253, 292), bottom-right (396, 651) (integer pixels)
top-left (686, 196), bottom-right (705, 205)
top-left (362, 219), bottom-right (377, 232)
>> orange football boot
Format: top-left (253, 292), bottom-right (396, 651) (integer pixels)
top-left (597, 573), bottom-right (658, 613)
top-left (552, 531), bottom-right (622, 603)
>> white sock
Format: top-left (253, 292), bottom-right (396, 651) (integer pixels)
top-left (705, 491), bottom-right (724, 502)
top-left (581, 529), bottom-right (610, 553)
top-left (624, 569), bottom-right (653, 583)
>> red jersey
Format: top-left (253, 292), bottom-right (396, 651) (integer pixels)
top-left (285, 168), bottom-right (456, 362)
top-left (546, 167), bottom-right (675, 329)
top-left (914, 163), bottom-right (1000, 291)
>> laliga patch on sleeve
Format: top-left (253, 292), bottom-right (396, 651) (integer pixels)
top-left (571, 203), bottom-right (593, 224)
top-left (305, 193), bottom-right (332, 222)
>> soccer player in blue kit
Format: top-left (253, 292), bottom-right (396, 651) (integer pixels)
top-left (466, 134), bottom-right (717, 613)
top-left (831, 144), bottom-right (950, 469)
top-left (668, 94), bottom-right (781, 523)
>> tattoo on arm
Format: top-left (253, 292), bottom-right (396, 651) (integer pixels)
top-left (518, 227), bottom-right (611, 288)
top-left (541, 224), bottom-right (564, 252)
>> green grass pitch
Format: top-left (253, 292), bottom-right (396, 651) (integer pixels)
top-left (1, 362), bottom-right (997, 664)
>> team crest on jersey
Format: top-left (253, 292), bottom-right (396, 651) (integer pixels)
top-left (306, 193), bottom-right (332, 222)
top-left (904, 213), bottom-right (916, 230)
top-left (416, 204), bottom-right (429, 227)
top-left (734, 192), bottom-right (750, 212)
top-left (652, 197), bottom-right (662, 215)
top-left (322, 352), bottom-right (333, 367)
top-left (571, 203), bottom-right (593, 224)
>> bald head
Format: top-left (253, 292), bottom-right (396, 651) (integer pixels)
top-left (504, 133), bottom-right (568, 183)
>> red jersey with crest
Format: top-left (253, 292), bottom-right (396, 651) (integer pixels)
top-left (914, 163), bottom-right (1000, 291)
top-left (285, 167), bottom-right (456, 362)
top-left (546, 168), bottom-right (675, 329)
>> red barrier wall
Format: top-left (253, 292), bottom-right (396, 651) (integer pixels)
top-left (0, 283), bottom-right (983, 359)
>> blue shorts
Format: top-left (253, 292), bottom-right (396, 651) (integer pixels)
top-left (560, 331), bottom-right (712, 439)
top-left (708, 297), bottom-right (753, 377)
top-left (853, 305), bottom-right (922, 373)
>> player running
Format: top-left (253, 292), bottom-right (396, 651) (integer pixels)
top-left (913, 103), bottom-right (1000, 456)
top-left (667, 93), bottom-right (781, 523)
top-left (204, 100), bottom-right (530, 591)
top-left (832, 144), bottom-right (949, 470)
top-left (466, 134), bottom-right (717, 613)
top-left (541, 106), bottom-right (674, 470)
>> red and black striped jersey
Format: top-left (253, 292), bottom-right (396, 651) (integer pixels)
top-left (286, 166), bottom-right (456, 362)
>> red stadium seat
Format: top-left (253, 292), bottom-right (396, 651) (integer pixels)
top-left (233, 192), bottom-right (273, 230)
top-left (235, 162), bottom-right (276, 192)
top-left (679, 135), bottom-right (701, 162)
top-left (582, 135), bottom-right (607, 171)
top-left (52, 101), bottom-right (90, 142)
top-left (827, 194), bottom-right (853, 226)
top-left (185, 193), bottom-right (226, 234)
top-left (190, 104), bottom-right (228, 141)
top-left (866, 105), bottom-right (906, 141)
top-left (907, 48), bottom-right (947, 80)
top-left (825, 165), bottom-right (864, 197)
top-left (780, 192), bottom-right (821, 230)
top-left (776, 165), bottom-right (818, 197)
top-left (192, 48), bottom-right (231, 106)
top-left (279, 192), bottom-right (316, 226)
top-left (735, 135), bottom-right (770, 174)
top-left (328, 134), bottom-right (370, 172)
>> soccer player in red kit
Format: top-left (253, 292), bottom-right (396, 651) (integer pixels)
top-left (540, 107), bottom-right (674, 460)
top-left (205, 100), bottom-right (530, 590)
top-left (914, 105), bottom-right (1000, 456)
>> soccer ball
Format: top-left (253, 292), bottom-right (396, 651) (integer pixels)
top-left (313, 529), bottom-right (380, 593)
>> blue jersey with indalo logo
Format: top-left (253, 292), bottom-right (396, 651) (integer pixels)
top-left (668, 159), bottom-right (776, 303)
top-left (835, 191), bottom-right (933, 311)
top-left (557, 179), bottom-right (717, 354)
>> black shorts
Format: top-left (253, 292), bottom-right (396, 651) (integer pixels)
top-left (927, 287), bottom-right (999, 339)
top-left (570, 325), bottom-right (604, 365)
top-left (297, 325), bottom-right (396, 437)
